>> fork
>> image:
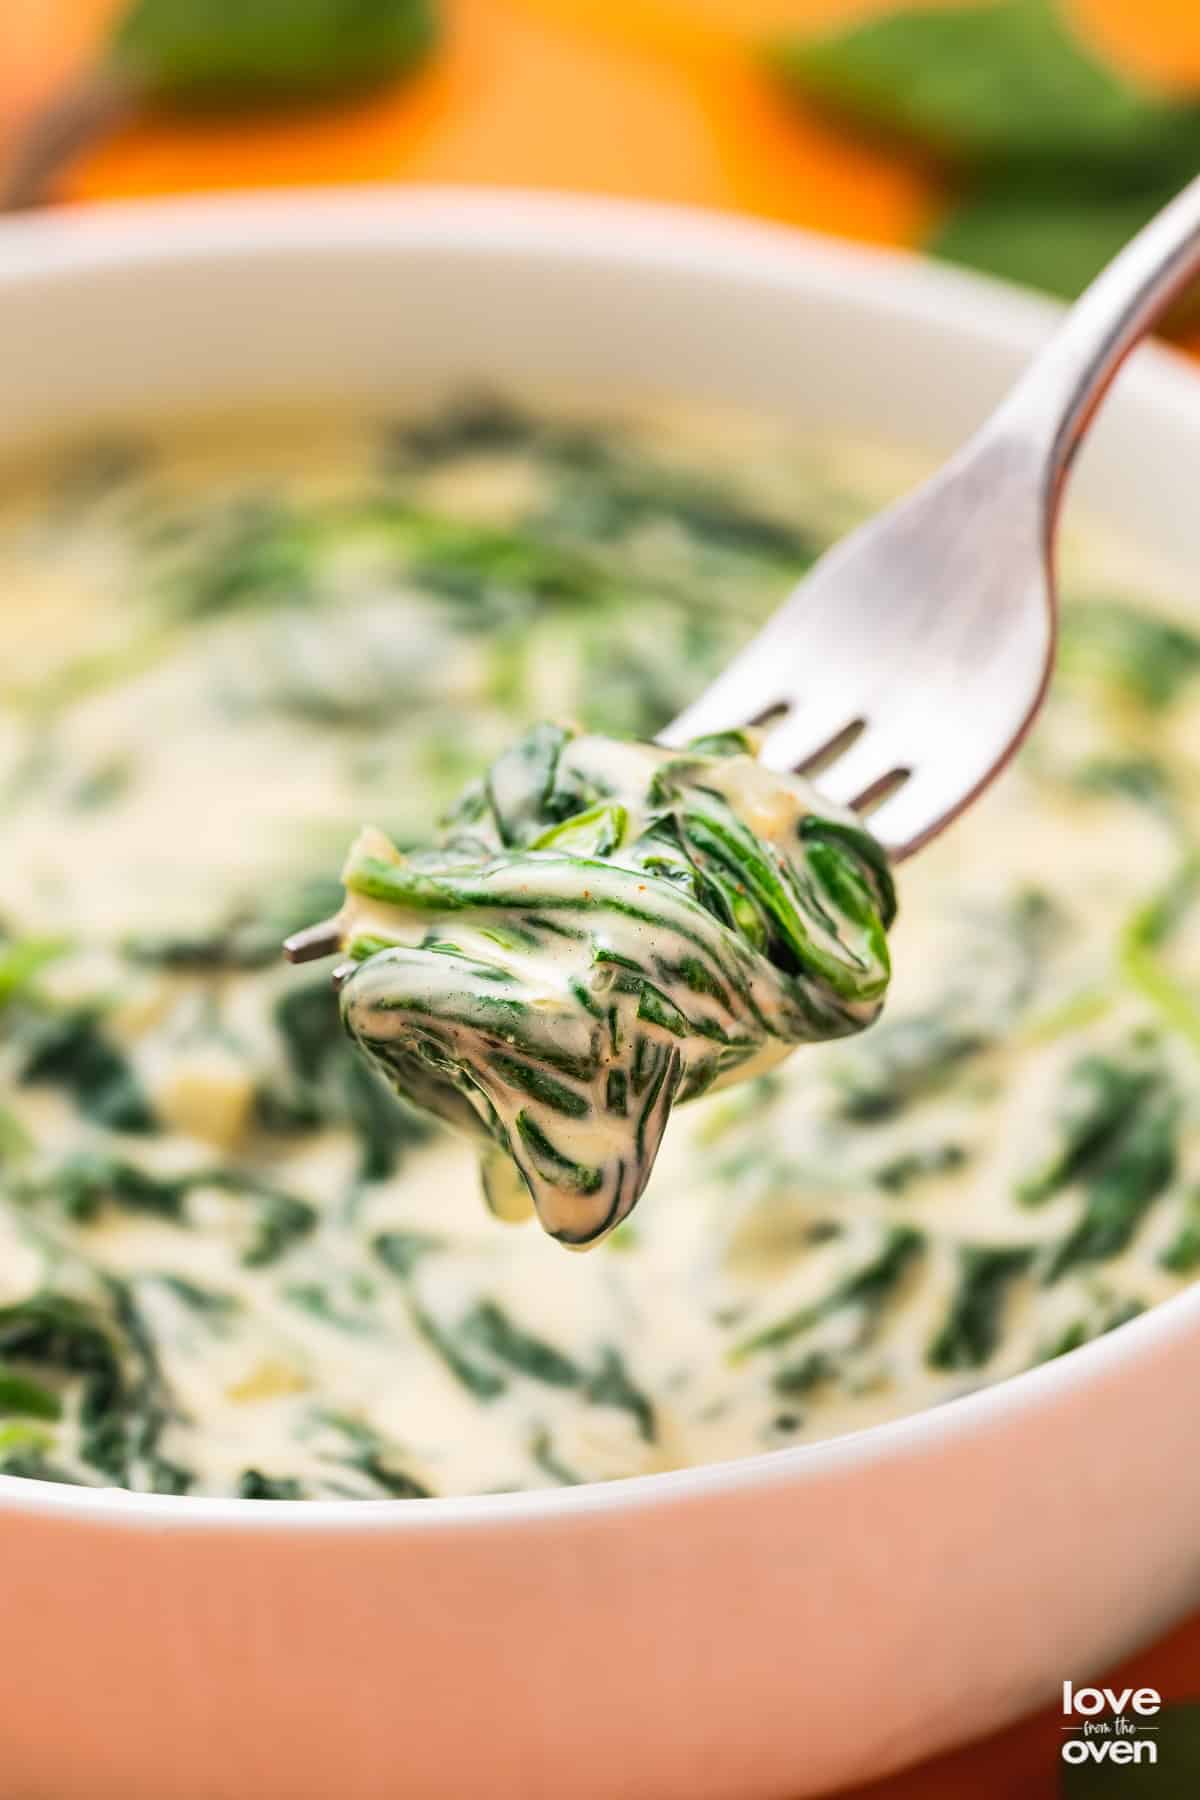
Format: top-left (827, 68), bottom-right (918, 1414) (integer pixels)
top-left (285, 178), bottom-right (1200, 972)
top-left (660, 173), bottom-right (1200, 861)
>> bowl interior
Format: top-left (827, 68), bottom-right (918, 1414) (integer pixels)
top-left (0, 189), bottom-right (1197, 590)
top-left (4, 188), bottom-right (1200, 1529)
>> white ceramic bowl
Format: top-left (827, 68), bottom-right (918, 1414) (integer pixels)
top-left (4, 190), bottom-right (1200, 1800)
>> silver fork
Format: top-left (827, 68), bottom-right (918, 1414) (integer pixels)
top-left (660, 174), bottom-right (1200, 861)
top-left (285, 179), bottom-right (1200, 973)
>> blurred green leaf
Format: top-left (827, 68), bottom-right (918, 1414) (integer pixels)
top-left (769, 0), bottom-right (1200, 303)
top-left (931, 173), bottom-right (1195, 302)
top-left (111, 0), bottom-right (437, 108)
top-left (769, 0), bottom-right (1179, 166)
top-left (2, 0), bottom-right (438, 210)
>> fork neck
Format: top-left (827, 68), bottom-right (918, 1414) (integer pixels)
top-left (982, 172), bottom-right (1200, 513)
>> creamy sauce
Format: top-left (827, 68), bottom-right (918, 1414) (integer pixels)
top-left (2, 395), bottom-right (1200, 1499)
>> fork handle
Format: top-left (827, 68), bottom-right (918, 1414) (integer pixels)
top-left (991, 172), bottom-right (1200, 496)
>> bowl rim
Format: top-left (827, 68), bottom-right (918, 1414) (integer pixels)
top-left (4, 182), bottom-right (1200, 1533)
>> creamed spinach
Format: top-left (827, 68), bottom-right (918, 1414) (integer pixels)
top-left (327, 726), bottom-right (894, 1243)
top-left (2, 394), bottom-right (1200, 1499)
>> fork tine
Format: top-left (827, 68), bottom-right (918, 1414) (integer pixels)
top-left (861, 763), bottom-right (959, 859)
top-left (283, 919), bottom-right (342, 963)
top-left (805, 731), bottom-right (905, 809)
top-left (793, 717), bottom-right (866, 776)
top-left (850, 766), bottom-right (912, 816)
top-left (756, 697), bottom-right (862, 777)
top-left (655, 650), bottom-right (776, 746)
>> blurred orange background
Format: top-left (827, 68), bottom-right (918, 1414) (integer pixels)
top-left (5, 2), bottom-right (1200, 1794)
top-left (9, 0), bottom-right (1200, 233)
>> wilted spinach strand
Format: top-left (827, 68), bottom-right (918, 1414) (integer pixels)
top-left (927, 1245), bottom-right (1034, 1371)
top-left (732, 1226), bottom-right (924, 1361)
top-left (1035, 1297), bottom-right (1146, 1365)
top-left (320, 723), bottom-right (895, 1244)
top-left (16, 1006), bottom-right (156, 1133)
top-left (1014, 1047), bottom-right (1181, 1282)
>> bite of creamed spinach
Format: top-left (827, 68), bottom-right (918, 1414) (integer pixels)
top-left (2, 394), bottom-right (1200, 1501)
top-left (326, 725), bottom-right (895, 1245)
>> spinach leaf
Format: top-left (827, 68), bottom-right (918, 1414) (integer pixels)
top-left (344, 1057), bottom-right (428, 1181)
top-left (315, 1414), bottom-right (433, 1498)
top-left (282, 1283), bottom-right (375, 1334)
top-left (238, 1469), bottom-right (305, 1500)
top-left (0, 1287), bottom-right (181, 1490)
top-left (1042, 1078), bottom-right (1179, 1282)
top-left (536, 445), bottom-right (817, 565)
top-left (128, 877), bottom-right (347, 974)
top-left (927, 1244), bottom-right (1034, 1370)
top-left (353, 1454), bottom-right (431, 1499)
top-left (372, 1230), bottom-right (444, 1279)
top-left (123, 923), bottom-right (277, 971)
top-left (318, 1417), bottom-right (430, 1497)
top-left (69, 757), bottom-right (134, 812)
top-left (92, 1281), bottom-right (190, 1492)
top-left (0, 936), bottom-right (68, 1006)
top-left (1019, 1048), bottom-right (1178, 1287)
top-left (0, 1367), bottom-right (62, 1421)
top-left (173, 497), bottom-right (319, 618)
top-left (733, 1226), bottom-right (924, 1360)
top-left (17, 1154), bottom-right (313, 1268)
top-left (404, 524), bottom-right (610, 625)
top-left (267, 978), bottom-right (430, 1180)
top-left (1069, 753), bottom-right (1173, 813)
top-left (18, 1151), bottom-right (189, 1224)
top-left (374, 1233), bottom-right (655, 1431)
top-left (214, 1177), bottom-right (317, 1269)
top-left (1018, 1055), bottom-right (1158, 1207)
top-left (874, 1142), bottom-right (967, 1193)
top-left (0, 1444), bottom-right (84, 1485)
top-left (834, 1016), bottom-right (987, 1121)
top-left (530, 1428), bottom-right (585, 1487)
top-left (0, 1110), bottom-right (32, 1166)
top-left (383, 393), bottom-right (543, 466)
top-left (771, 1349), bottom-right (836, 1399)
top-left (1059, 601), bottom-right (1200, 708)
top-left (274, 980), bottom-right (342, 1084)
top-left (1160, 1187), bottom-right (1200, 1274)
top-left (461, 1301), bottom-right (582, 1387)
top-left (372, 1235), bottom-right (506, 1398)
top-left (16, 1008), bottom-right (156, 1133)
top-left (141, 1167), bottom-right (318, 1267)
top-left (1034, 1294), bottom-right (1145, 1363)
top-left (1119, 858), bottom-right (1200, 1052)
top-left (834, 892), bottom-right (1056, 1122)
top-left (583, 1347), bottom-right (656, 1443)
top-left (150, 1274), bottom-right (239, 1319)
top-left (406, 1299), bottom-right (507, 1400)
